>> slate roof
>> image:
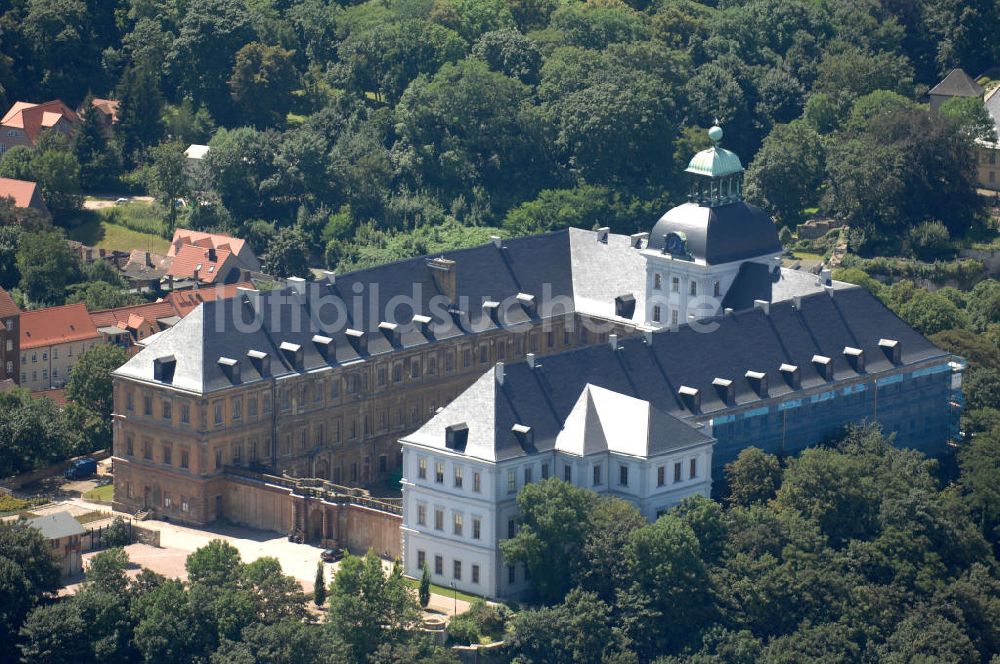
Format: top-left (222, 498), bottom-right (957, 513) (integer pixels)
top-left (929, 68), bottom-right (984, 98)
top-left (27, 511), bottom-right (84, 540)
top-left (115, 228), bottom-right (835, 395)
top-left (21, 304), bottom-right (100, 349)
top-left (721, 262), bottom-right (851, 311)
top-left (648, 201), bottom-right (782, 265)
top-left (403, 286), bottom-right (949, 463)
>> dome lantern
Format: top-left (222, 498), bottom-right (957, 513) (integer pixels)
top-left (685, 125), bottom-right (744, 207)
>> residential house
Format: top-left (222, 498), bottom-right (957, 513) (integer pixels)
top-left (0, 100), bottom-right (78, 154)
top-left (928, 68), bottom-right (983, 112)
top-left (20, 303), bottom-right (101, 391)
top-left (27, 511), bottom-right (85, 578)
top-left (0, 177), bottom-right (50, 219)
top-left (0, 287), bottom-right (20, 384)
top-left (118, 249), bottom-right (173, 292)
top-left (184, 144), bottom-right (210, 161)
top-left (168, 229), bottom-right (261, 273)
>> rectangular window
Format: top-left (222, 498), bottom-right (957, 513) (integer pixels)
top-left (690, 458), bottom-right (697, 479)
top-left (472, 518), bottom-right (481, 540)
top-left (247, 398), bottom-right (257, 418)
top-left (143, 439), bottom-right (152, 460)
top-left (674, 462), bottom-right (682, 483)
top-left (143, 395), bottom-right (152, 416)
top-left (125, 434), bottom-right (134, 456)
top-left (126, 391), bottom-right (134, 411)
top-left (714, 281), bottom-right (721, 297)
top-left (690, 281), bottom-right (697, 296)
top-left (435, 555), bottom-right (443, 575)
top-left (671, 276), bottom-right (680, 292)
top-left (653, 305), bottom-right (661, 323)
top-left (418, 458), bottom-right (427, 480)
top-left (657, 466), bottom-right (665, 487)
top-left (163, 445), bottom-right (172, 465)
top-left (473, 472), bottom-right (481, 493)
top-left (417, 504), bottom-right (427, 526)
top-left (214, 402), bottom-right (223, 425)
top-left (454, 466), bottom-right (463, 488)
top-left (180, 404), bottom-right (190, 424)
top-left (232, 399), bottom-right (242, 420)
top-left (434, 509), bottom-right (444, 531)
top-left (417, 550), bottom-right (425, 569)
top-left (453, 512), bottom-right (463, 536)
top-left (453, 560), bottom-right (461, 580)
top-left (508, 519), bottom-right (515, 539)
top-left (435, 462), bottom-right (444, 483)
top-left (671, 310), bottom-right (679, 326)
top-left (593, 464), bottom-right (602, 486)
top-left (215, 449), bottom-right (223, 469)
top-left (524, 466), bottom-right (532, 485)
top-left (181, 449), bottom-right (189, 469)
top-left (507, 470), bottom-right (516, 494)
top-left (619, 465), bottom-right (628, 486)
top-left (162, 400), bottom-right (172, 420)
top-left (653, 273), bottom-right (662, 290)
top-left (564, 465), bottom-right (572, 483)
top-left (472, 564), bottom-right (480, 584)
top-left (541, 463), bottom-right (549, 480)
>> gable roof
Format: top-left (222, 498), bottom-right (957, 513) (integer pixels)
top-left (929, 68), bottom-right (984, 98)
top-left (0, 177), bottom-right (44, 210)
top-left (27, 511), bottom-right (84, 540)
top-left (404, 286), bottom-right (949, 463)
top-left (1, 100), bottom-right (77, 143)
top-left (0, 287), bottom-right (20, 319)
top-left (90, 300), bottom-right (179, 330)
top-left (20, 303), bottom-right (100, 349)
top-left (90, 98), bottom-right (120, 123)
top-left (169, 229), bottom-right (247, 258)
top-left (167, 243), bottom-right (235, 283)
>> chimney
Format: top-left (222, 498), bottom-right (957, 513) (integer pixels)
top-left (608, 333), bottom-right (618, 350)
top-left (412, 314), bottom-right (432, 338)
top-left (494, 362), bottom-right (505, 385)
top-left (144, 251), bottom-right (152, 267)
top-left (724, 307), bottom-right (734, 316)
top-left (193, 263), bottom-right (201, 288)
top-left (780, 363), bottom-right (800, 389)
top-left (812, 354), bottom-right (832, 380)
top-left (427, 257), bottom-right (457, 302)
top-left (280, 341), bottom-right (303, 369)
top-left (596, 227), bottom-right (610, 243)
top-left (643, 330), bottom-right (654, 344)
top-left (821, 268), bottom-right (832, 286)
top-left (713, 377), bottom-right (734, 405)
top-left (218, 356), bottom-right (241, 383)
top-left (153, 355), bottom-right (176, 383)
top-left (346, 329), bottom-right (367, 355)
top-left (526, 353), bottom-right (537, 369)
top-left (516, 293), bottom-right (536, 314)
top-left (313, 334), bottom-right (335, 361)
top-left (490, 235), bottom-right (502, 249)
top-left (630, 232), bottom-right (649, 249)
top-left (879, 338), bottom-right (901, 364)
top-left (792, 295), bottom-right (802, 311)
top-left (322, 270), bottom-right (336, 285)
top-left (824, 284), bottom-right (835, 297)
top-left (844, 346), bottom-right (865, 372)
top-left (378, 321), bottom-right (400, 346)
top-left (745, 370), bottom-right (768, 397)
top-left (754, 300), bottom-right (770, 315)
top-left (482, 300), bottom-right (501, 326)
top-left (247, 349), bottom-right (270, 376)
top-left (678, 385), bottom-right (701, 412)
top-left (287, 276), bottom-right (307, 297)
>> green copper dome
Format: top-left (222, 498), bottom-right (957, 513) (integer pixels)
top-left (685, 125), bottom-right (744, 178)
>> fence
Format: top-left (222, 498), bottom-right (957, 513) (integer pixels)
top-left (224, 466), bottom-right (403, 516)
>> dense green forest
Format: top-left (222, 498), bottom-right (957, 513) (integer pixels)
top-left (0, 0), bottom-right (994, 274)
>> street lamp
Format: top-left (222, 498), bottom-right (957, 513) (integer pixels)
top-left (450, 581), bottom-right (457, 615)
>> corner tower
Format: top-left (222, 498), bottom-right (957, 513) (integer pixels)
top-left (642, 125), bottom-right (782, 328)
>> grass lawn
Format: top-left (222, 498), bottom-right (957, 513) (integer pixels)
top-left (789, 251), bottom-right (825, 262)
top-left (403, 576), bottom-right (483, 604)
top-left (68, 212), bottom-right (170, 254)
top-left (75, 510), bottom-right (111, 525)
top-left (83, 484), bottom-right (114, 503)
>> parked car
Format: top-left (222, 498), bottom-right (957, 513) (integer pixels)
top-left (64, 457), bottom-right (97, 480)
top-left (114, 197), bottom-right (129, 205)
top-left (321, 548), bottom-right (344, 563)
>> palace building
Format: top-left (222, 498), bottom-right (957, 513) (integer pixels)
top-left (399, 127), bottom-right (964, 598)
top-left (112, 128), bottom-right (962, 580)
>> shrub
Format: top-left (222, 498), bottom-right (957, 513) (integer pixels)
top-left (907, 220), bottom-right (953, 261)
top-left (447, 614), bottom-right (481, 645)
top-left (103, 516), bottom-right (131, 547)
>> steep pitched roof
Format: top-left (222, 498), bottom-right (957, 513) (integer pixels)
top-left (20, 303), bottom-right (100, 349)
top-left (0, 287), bottom-right (20, 318)
top-left (1, 100), bottom-right (77, 143)
top-left (162, 281), bottom-right (254, 317)
top-left (90, 98), bottom-right (119, 123)
top-left (929, 68), bottom-right (984, 98)
top-left (405, 286), bottom-right (949, 463)
top-left (166, 243), bottom-right (234, 283)
top-left (90, 300), bottom-right (179, 329)
top-left (169, 229), bottom-right (247, 258)
top-left (0, 177), bottom-right (44, 209)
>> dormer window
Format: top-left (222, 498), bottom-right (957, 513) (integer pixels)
top-left (445, 423), bottom-right (469, 452)
top-left (745, 370), bottom-right (768, 397)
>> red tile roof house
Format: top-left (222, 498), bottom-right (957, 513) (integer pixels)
top-left (19, 303), bottom-right (102, 391)
top-left (0, 100), bottom-right (78, 153)
top-left (0, 177), bottom-right (51, 219)
top-left (168, 229), bottom-right (261, 273)
top-left (166, 243), bottom-right (243, 287)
